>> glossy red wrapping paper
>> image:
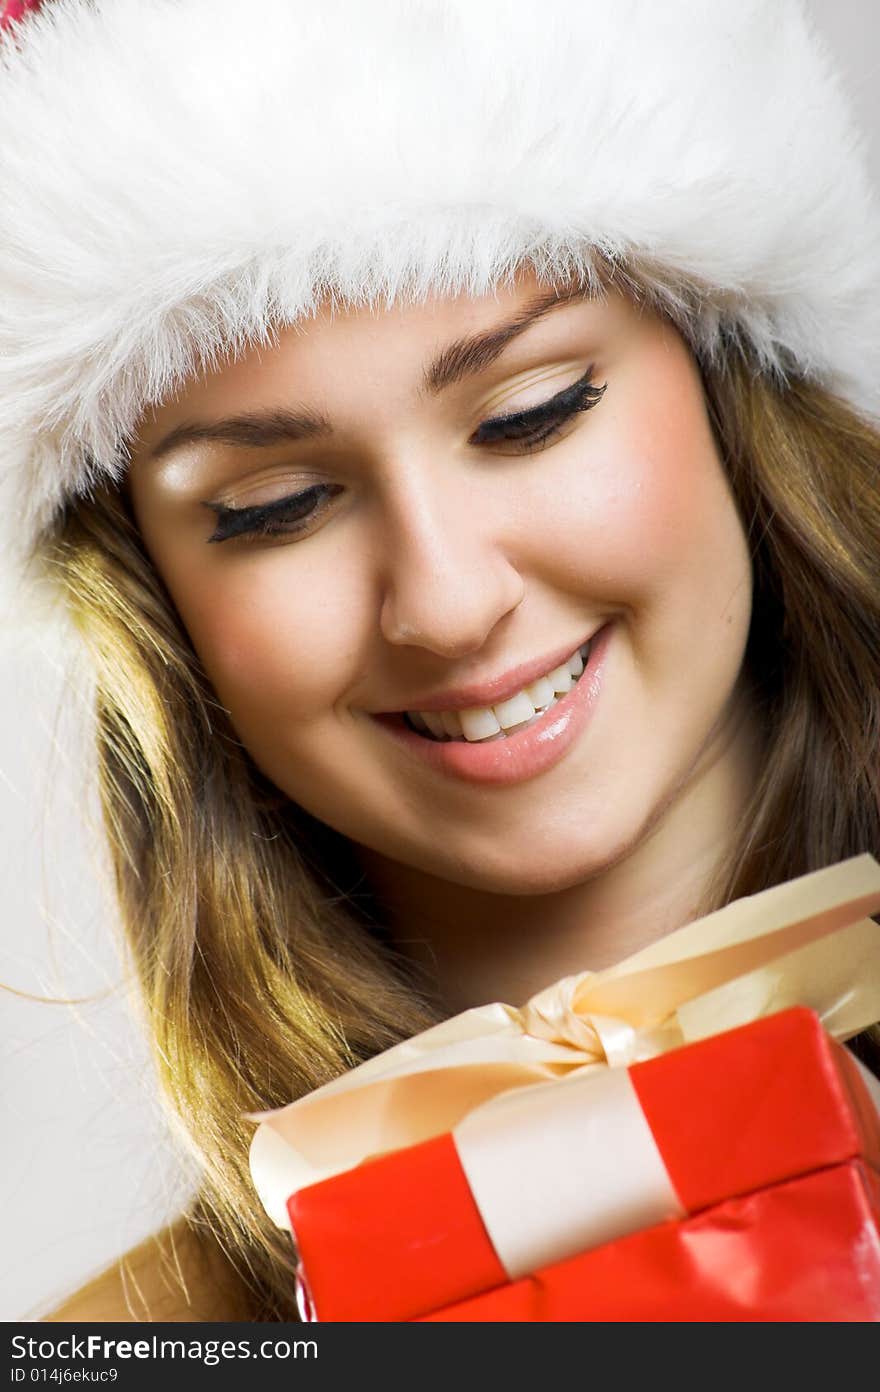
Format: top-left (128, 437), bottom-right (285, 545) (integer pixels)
top-left (419, 1162), bottom-right (880, 1321)
top-left (288, 1009), bottom-right (880, 1321)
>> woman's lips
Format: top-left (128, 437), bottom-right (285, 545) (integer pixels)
top-left (390, 629), bottom-right (597, 712)
top-left (372, 622), bottom-right (613, 786)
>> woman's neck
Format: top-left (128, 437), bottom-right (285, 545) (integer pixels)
top-left (356, 682), bottom-right (765, 1015)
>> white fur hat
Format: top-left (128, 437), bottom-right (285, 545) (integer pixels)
top-left (1, 0), bottom-right (878, 558)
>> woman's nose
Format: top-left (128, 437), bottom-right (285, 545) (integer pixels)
top-left (377, 475), bottom-right (525, 657)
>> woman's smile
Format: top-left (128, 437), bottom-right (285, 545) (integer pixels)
top-left (128, 268), bottom-right (757, 896)
top-left (370, 623), bottom-right (613, 786)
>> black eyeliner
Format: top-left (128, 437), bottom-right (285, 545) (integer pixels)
top-left (204, 483), bottom-right (336, 543)
top-left (204, 372), bottom-right (606, 543)
top-left (472, 367), bottom-right (606, 443)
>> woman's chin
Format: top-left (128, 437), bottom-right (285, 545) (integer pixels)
top-left (413, 836), bottom-right (634, 898)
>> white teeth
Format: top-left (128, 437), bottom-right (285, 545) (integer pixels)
top-left (459, 707), bottom-right (502, 741)
top-left (441, 710), bottom-right (463, 738)
top-left (420, 711), bottom-right (447, 738)
top-left (524, 675), bottom-right (555, 709)
top-left (493, 690), bottom-right (537, 730)
top-left (503, 712), bottom-right (544, 736)
top-left (406, 638), bottom-right (593, 742)
top-left (547, 663), bottom-right (574, 695)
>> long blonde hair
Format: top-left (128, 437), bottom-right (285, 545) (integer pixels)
top-left (38, 287), bottom-right (880, 1319)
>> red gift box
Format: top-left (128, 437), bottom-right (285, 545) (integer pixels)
top-left (420, 1162), bottom-right (880, 1322)
top-left (288, 1008), bottom-right (880, 1321)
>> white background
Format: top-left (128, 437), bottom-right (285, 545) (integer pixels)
top-left (2, 0), bottom-right (879, 1323)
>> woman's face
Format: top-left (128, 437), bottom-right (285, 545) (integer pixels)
top-left (129, 271), bottom-right (754, 895)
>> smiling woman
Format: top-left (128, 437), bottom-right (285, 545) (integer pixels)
top-left (125, 280), bottom-right (759, 942)
top-left (3, 0), bottom-right (880, 1322)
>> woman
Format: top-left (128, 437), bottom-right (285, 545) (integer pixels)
top-left (3, 0), bottom-right (878, 1320)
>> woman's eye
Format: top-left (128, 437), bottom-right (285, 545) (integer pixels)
top-left (470, 367), bottom-right (606, 452)
top-left (205, 482), bottom-right (343, 544)
top-left (203, 370), bottom-right (605, 545)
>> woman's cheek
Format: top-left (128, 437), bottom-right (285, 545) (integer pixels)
top-left (175, 549), bottom-right (370, 726)
top-left (525, 434), bottom-right (688, 602)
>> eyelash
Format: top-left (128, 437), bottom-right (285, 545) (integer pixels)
top-left (205, 368), bottom-right (606, 544)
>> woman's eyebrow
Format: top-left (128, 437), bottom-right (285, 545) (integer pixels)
top-left (146, 285), bottom-right (582, 463)
top-left (421, 284), bottom-right (582, 395)
top-left (147, 405), bottom-right (331, 463)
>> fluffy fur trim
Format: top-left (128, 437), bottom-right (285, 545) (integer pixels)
top-left (1, 0), bottom-right (878, 556)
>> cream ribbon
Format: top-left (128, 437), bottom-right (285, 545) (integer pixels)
top-left (249, 855), bottom-right (880, 1231)
top-left (454, 1064), bottom-right (684, 1278)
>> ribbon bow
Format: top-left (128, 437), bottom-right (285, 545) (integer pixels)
top-left (249, 855), bottom-right (880, 1229)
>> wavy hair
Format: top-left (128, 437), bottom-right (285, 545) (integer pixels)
top-left (38, 279), bottom-right (880, 1320)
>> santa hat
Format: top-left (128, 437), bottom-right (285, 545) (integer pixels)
top-left (1, 0), bottom-right (877, 560)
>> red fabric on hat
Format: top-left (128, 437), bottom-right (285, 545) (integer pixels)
top-left (1, 1), bottom-right (43, 32)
